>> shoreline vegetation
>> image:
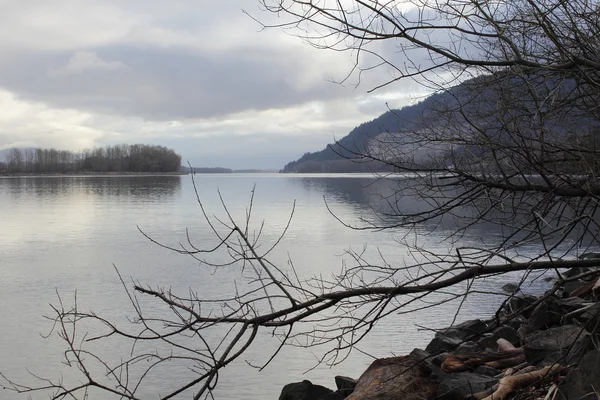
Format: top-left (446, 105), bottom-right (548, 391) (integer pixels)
top-left (0, 147), bottom-right (278, 176)
top-left (0, 171), bottom-right (187, 177)
top-left (0, 144), bottom-right (181, 175)
top-left (0, 168), bottom-right (278, 177)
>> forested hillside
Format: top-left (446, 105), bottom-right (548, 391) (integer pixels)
top-left (280, 89), bottom-right (455, 172)
top-left (0, 144), bottom-right (181, 174)
top-left (280, 73), bottom-right (594, 173)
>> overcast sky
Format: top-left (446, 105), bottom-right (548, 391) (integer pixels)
top-left (0, 0), bottom-right (431, 169)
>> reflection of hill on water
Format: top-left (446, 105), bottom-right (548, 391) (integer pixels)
top-left (293, 176), bottom-right (599, 256)
top-left (296, 176), bottom-right (400, 215)
top-left (0, 176), bottom-right (182, 200)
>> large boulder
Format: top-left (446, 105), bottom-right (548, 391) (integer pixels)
top-left (523, 325), bottom-right (591, 366)
top-left (557, 349), bottom-right (600, 399)
top-left (346, 356), bottom-right (439, 400)
top-left (279, 380), bottom-right (337, 400)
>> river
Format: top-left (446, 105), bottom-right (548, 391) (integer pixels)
top-left (0, 174), bottom-right (557, 399)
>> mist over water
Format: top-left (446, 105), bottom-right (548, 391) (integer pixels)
top-left (0, 174), bottom-right (564, 399)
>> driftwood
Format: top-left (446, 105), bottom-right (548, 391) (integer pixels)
top-left (442, 350), bottom-right (525, 373)
top-left (496, 338), bottom-right (517, 352)
top-left (477, 365), bottom-right (563, 400)
top-left (593, 277), bottom-right (600, 297)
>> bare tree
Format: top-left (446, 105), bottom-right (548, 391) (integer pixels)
top-left (3, 1), bottom-right (600, 399)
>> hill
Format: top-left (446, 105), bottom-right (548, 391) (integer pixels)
top-left (280, 89), bottom-right (459, 173)
top-left (280, 72), bottom-right (591, 173)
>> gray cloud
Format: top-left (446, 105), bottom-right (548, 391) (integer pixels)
top-left (0, 0), bottom-right (434, 169)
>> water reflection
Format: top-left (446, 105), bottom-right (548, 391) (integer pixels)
top-left (292, 174), bottom-right (598, 258)
top-left (0, 175), bottom-right (182, 200)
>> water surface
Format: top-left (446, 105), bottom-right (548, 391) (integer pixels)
top-left (0, 174), bottom-right (554, 399)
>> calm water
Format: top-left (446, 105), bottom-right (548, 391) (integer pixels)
top-left (0, 174), bottom-right (554, 399)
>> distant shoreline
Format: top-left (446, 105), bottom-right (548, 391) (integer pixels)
top-left (0, 171), bottom-right (187, 178)
top-left (0, 170), bottom-right (281, 178)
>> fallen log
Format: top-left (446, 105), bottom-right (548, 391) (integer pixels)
top-left (442, 350), bottom-right (525, 373)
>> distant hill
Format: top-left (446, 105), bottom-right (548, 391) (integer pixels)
top-left (280, 89), bottom-right (459, 172)
top-left (280, 73), bottom-right (589, 173)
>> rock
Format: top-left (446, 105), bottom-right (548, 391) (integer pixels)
top-left (409, 348), bottom-right (431, 360)
top-left (425, 320), bottom-right (488, 353)
top-left (558, 297), bottom-right (586, 312)
top-left (454, 341), bottom-right (483, 355)
top-left (523, 325), bottom-right (590, 366)
top-left (569, 281), bottom-right (596, 298)
top-left (279, 380), bottom-right (336, 400)
top-left (345, 356), bottom-right (438, 400)
top-left (500, 295), bottom-right (538, 318)
top-left (517, 296), bottom-right (562, 339)
top-left (578, 252), bottom-right (600, 260)
top-left (431, 352), bottom-right (450, 366)
top-left (334, 376), bottom-right (357, 397)
top-left (579, 302), bottom-right (600, 323)
top-left (443, 319), bottom-right (489, 339)
top-left (425, 335), bottom-right (464, 354)
top-left (437, 372), bottom-right (496, 400)
top-left (478, 326), bottom-right (520, 351)
top-left (557, 349), bottom-right (600, 399)
top-left (473, 365), bottom-right (499, 377)
top-left (502, 315), bottom-right (527, 331)
top-left (502, 283), bottom-right (520, 293)
top-left (322, 393), bottom-right (345, 400)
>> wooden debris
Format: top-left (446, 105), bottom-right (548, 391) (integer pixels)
top-left (497, 338), bottom-right (517, 352)
top-left (442, 349), bottom-right (525, 373)
top-left (479, 365), bottom-right (563, 400)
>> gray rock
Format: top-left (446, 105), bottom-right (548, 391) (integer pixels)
top-left (523, 325), bottom-right (589, 366)
top-left (426, 335), bottom-right (464, 354)
top-left (502, 283), bottom-right (520, 293)
top-left (473, 365), bottom-right (499, 377)
top-left (501, 295), bottom-right (538, 318)
top-left (557, 349), bottom-right (600, 399)
top-left (455, 341), bottom-right (483, 355)
top-left (334, 376), bottom-right (357, 397)
top-left (279, 380), bottom-right (335, 400)
top-left (408, 348), bottom-right (431, 360)
top-left (425, 320), bottom-right (488, 353)
top-left (431, 352), bottom-right (450, 367)
top-left (578, 252), bottom-right (600, 260)
top-left (580, 302), bottom-right (600, 322)
top-left (502, 315), bottom-right (527, 331)
top-left (517, 297), bottom-right (562, 339)
top-left (437, 372), bottom-right (496, 400)
top-left (444, 319), bottom-right (489, 339)
top-left (322, 393), bottom-right (345, 400)
top-left (478, 325), bottom-right (520, 350)
top-left (558, 297), bottom-right (586, 312)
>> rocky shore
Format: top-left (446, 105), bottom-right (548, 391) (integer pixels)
top-left (278, 263), bottom-right (600, 400)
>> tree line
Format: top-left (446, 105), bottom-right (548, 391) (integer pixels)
top-left (0, 144), bottom-right (182, 174)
